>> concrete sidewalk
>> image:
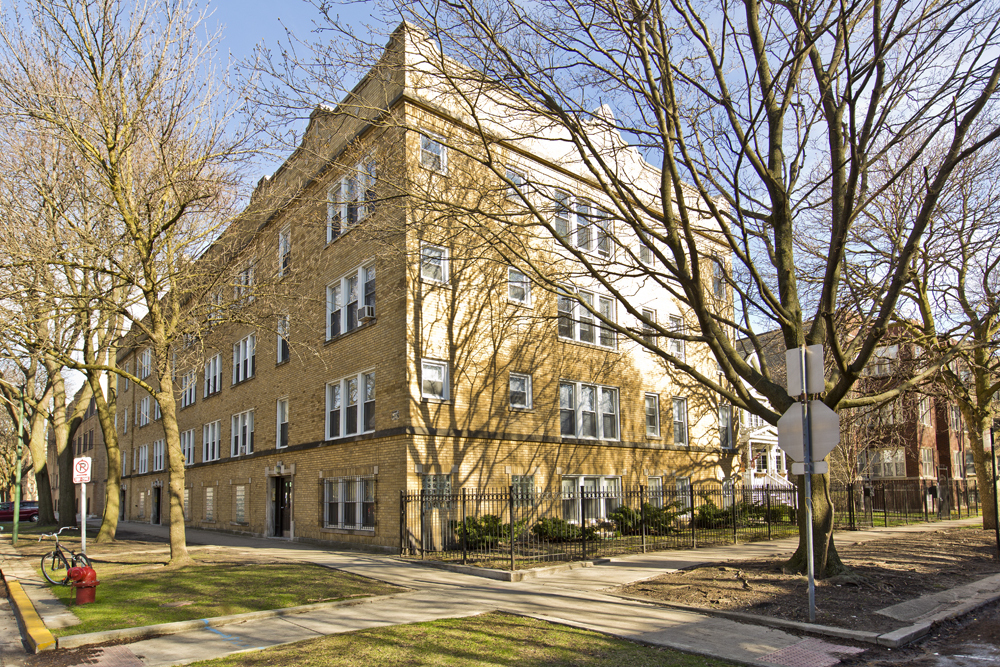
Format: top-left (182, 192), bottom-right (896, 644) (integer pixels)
top-left (1, 517), bottom-right (989, 667)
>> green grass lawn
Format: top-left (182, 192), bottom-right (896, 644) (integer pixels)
top-left (191, 612), bottom-right (737, 667)
top-left (42, 548), bottom-right (403, 637)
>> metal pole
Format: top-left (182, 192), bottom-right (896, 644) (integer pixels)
top-left (991, 422), bottom-right (1000, 561)
top-left (461, 488), bottom-right (467, 566)
top-left (12, 392), bottom-right (24, 546)
top-left (80, 482), bottom-right (87, 554)
top-left (509, 485), bottom-right (515, 572)
top-left (799, 345), bottom-right (817, 623)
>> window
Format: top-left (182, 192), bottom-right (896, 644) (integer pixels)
top-left (640, 309), bottom-right (657, 347)
top-left (234, 264), bottom-right (254, 304)
top-left (138, 491), bottom-right (145, 518)
top-left (208, 290), bottom-right (224, 326)
top-left (505, 167), bottom-right (524, 201)
top-left (510, 373), bottom-right (532, 409)
top-left (420, 244), bottom-right (448, 283)
top-left (277, 315), bottom-right (290, 364)
top-left (153, 400), bottom-right (161, 421)
top-left (864, 448), bottom-right (906, 478)
top-left (668, 315), bottom-right (685, 361)
top-left (949, 404), bottom-right (963, 432)
top-left (179, 370), bottom-right (196, 408)
top-left (712, 258), bottom-right (726, 299)
top-left (965, 450), bottom-right (976, 477)
top-left (122, 450), bottom-right (127, 474)
top-left (672, 397), bottom-right (688, 446)
top-left (952, 451), bottom-right (964, 478)
top-left (754, 449), bottom-right (768, 474)
top-left (559, 381), bottom-right (619, 440)
top-left (864, 344), bottom-right (898, 377)
top-left (205, 487), bottom-right (215, 521)
top-left (719, 403), bottom-right (733, 449)
top-left (645, 393), bottom-right (660, 437)
top-left (122, 408), bottom-right (128, 434)
top-left (120, 362), bottom-right (130, 391)
top-left (420, 134), bottom-right (447, 173)
top-left (276, 398), bottom-right (289, 448)
top-left (203, 421), bottom-right (221, 462)
top-left (676, 477), bottom-right (692, 510)
top-left (231, 410), bottom-right (255, 457)
top-left (277, 226), bottom-right (291, 277)
top-left (917, 395), bottom-right (932, 426)
top-left (921, 448), bottom-right (935, 478)
top-left (152, 439), bottom-right (165, 472)
top-left (136, 444), bottom-right (149, 474)
top-left (180, 429), bottom-right (196, 466)
top-left (557, 287), bottom-right (616, 349)
top-left (508, 267), bottom-right (531, 305)
top-left (204, 353), bottom-right (222, 397)
top-left (137, 396), bottom-right (150, 427)
top-left (326, 372), bottom-right (375, 439)
top-left (421, 474), bottom-right (452, 509)
top-left (647, 476), bottom-right (663, 508)
top-left (421, 359), bottom-right (449, 400)
top-left (552, 192), bottom-right (609, 256)
top-left (327, 264), bottom-right (375, 339)
top-left (327, 158), bottom-right (377, 242)
top-left (511, 474), bottom-right (535, 506)
top-left (639, 238), bottom-right (654, 265)
top-left (183, 488), bottom-right (190, 521)
top-left (561, 476), bottom-right (621, 523)
top-left (324, 477), bottom-right (376, 530)
top-left (232, 333), bottom-right (256, 384)
top-left (235, 485), bottom-right (246, 523)
top-left (139, 348), bottom-right (152, 379)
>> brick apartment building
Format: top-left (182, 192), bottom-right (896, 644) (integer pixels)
top-left (76, 25), bottom-right (737, 550)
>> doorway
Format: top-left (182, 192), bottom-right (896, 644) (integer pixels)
top-left (151, 487), bottom-right (161, 525)
top-left (119, 489), bottom-right (126, 521)
top-left (273, 476), bottom-right (292, 537)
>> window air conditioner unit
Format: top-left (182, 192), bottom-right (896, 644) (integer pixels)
top-left (359, 305), bottom-right (376, 322)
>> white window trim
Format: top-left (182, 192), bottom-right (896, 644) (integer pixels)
top-left (326, 371), bottom-right (376, 440)
top-left (505, 167), bottom-right (525, 202)
top-left (277, 225), bottom-right (291, 277)
top-left (645, 393), bottom-right (660, 438)
top-left (277, 315), bottom-right (290, 364)
top-left (552, 191), bottom-right (611, 257)
top-left (152, 439), bottom-right (165, 472)
top-left (668, 315), bottom-right (685, 361)
top-left (139, 348), bottom-right (152, 379)
top-left (509, 373), bottom-right (532, 409)
top-left (276, 397), bottom-right (289, 448)
top-left (420, 244), bottom-right (449, 284)
top-left (179, 370), bottom-right (196, 408)
top-left (421, 359), bottom-right (450, 401)
top-left (326, 262), bottom-right (376, 340)
top-left (420, 133), bottom-right (448, 174)
top-left (137, 444), bottom-right (149, 474)
top-left (327, 157), bottom-right (376, 243)
top-left (559, 381), bottom-right (620, 441)
top-left (204, 353), bottom-right (222, 397)
top-left (561, 475), bottom-right (622, 523)
top-left (231, 409), bottom-right (255, 457)
top-left (180, 429), bottom-right (196, 466)
top-left (203, 420), bottom-right (221, 462)
top-left (323, 476), bottom-right (376, 530)
top-left (673, 397), bottom-right (689, 446)
top-left (232, 333), bottom-right (257, 384)
top-left (557, 286), bottom-right (616, 349)
top-left (507, 266), bottom-right (531, 306)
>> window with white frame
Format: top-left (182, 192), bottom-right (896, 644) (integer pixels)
top-left (511, 474), bottom-right (535, 506)
top-left (920, 448), bottom-right (935, 478)
top-left (552, 192), bottom-right (610, 256)
top-left (647, 476), bottom-right (664, 507)
top-left (234, 485), bottom-right (246, 523)
top-left (153, 400), bottom-right (161, 421)
top-left (676, 476), bottom-right (692, 509)
top-left (277, 226), bottom-right (291, 277)
top-left (421, 473), bottom-right (452, 509)
top-left (559, 381), bottom-right (619, 440)
top-left (122, 450), bottom-right (127, 474)
top-left (277, 315), bottom-right (290, 364)
top-left (234, 263), bottom-right (254, 304)
top-left (232, 333), bottom-right (256, 384)
top-left (152, 439), bottom-right (165, 472)
top-left (420, 134), bottom-right (447, 173)
top-left (183, 488), bottom-right (190, 521)
top-left (139, 348), bottom-right (152, 379)
top-left (323, 477), bottom-right (376, 530)
top-left (719, 402), bottom-right (733, 449)
top-left (561, 476), bottom-right (621, 523)
top-left (861, 448), bottom-right (906, 478)
top-left (640, 309), bottom-right (656, 347)
top-left (420, 244), bottom-right (448, 284)
top-left (203, 420), bottom-right (221, 462)
top-left (638, 237), bottom-right (654, 265)
top-left (712, 257), bottom-right (726, 299)
top-left (136, 444), bottom-right (149, 474)
top-left (327, 157), bottom-right (376, 243)
top-left (917, 395), bottom-right (932, 426)
top-left (672, 397), bottom-right (688, 445)
top-left (138, 491), bottom-right (145, 518)
top-left (137, 396), bottom-right (150, 427)
top-left (557, 287), bottom-right (616, 348)
top-left (326, 372), bottom-right (375, 439)
top-left (179, 370), bottom-right (196, 408)
top-left (231, 410), bottom-right (255, 457)
top-left (421, 359), bottom-right (449, 400)
top-left (180, 429), bottom-right (196, 466)
top-left (205, 486), bottom-right (215, 521)
top-left (509, 373), bottom-right (532, 409)
top-left (645, 393), bottom-right (660, 437)
top-left (120, 362), bottom-right (130, 391)
top-left (276, 398), bottom-right (289, 448)
top-left (327, 264), bottom-right (375, 339)
top-left (122, 408), bottom-right (128, 434)
top-left (505, 167), bottom-right (524, 201)
top-left (668, 315), bottom-right (685, 360)
top-left (508, 267), bottom-right (531, 305)
top-left (208, 290), bottom-right (223, 326)
top-left (204, 353), bottom-right (222, 397)
top-left (864, 344), bottom-right (899, 377)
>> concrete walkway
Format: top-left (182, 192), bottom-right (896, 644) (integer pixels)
top-left (0, 518), bottom-right (989, 667)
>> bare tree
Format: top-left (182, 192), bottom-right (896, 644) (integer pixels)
top-left (250, 0), bottom-right (1000, 575)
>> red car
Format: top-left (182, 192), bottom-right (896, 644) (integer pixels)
top-left (0, 501), bottom-right (39, 522)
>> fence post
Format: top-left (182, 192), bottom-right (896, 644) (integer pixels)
top-left (509, 485), bottom-right (515, 572)
top-left (690, 483), bottom-right (697, 548)
top-left (400, 490), bottom-right (406, 556)
top-left (882, 485), bottom-right (888, 527)
top-left (956, 480), bottom-right (962, 519)
top-left (419, 489), bottom-right (426, 559)
top-left (923, 480), bottom-right (929, 522)
top-left (846, 483), bottom-right (854, 530)
top-left (766, 484), bottom-right (772, 540)
top-left (580, 485), bottom-right (587, 561)
top-left (640, 485), bottom-right (647, 554)
top-left (461, 488), bottom-right (467, 566)
top-left (731, 483), bottom-right (738, 544)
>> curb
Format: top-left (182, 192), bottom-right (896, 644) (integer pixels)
top-left (55, 591), bottom-right (411, 649)
top-left (6, 580), bottom-right (57, 653)
top-left (394, 556), bottom-right (611, 582)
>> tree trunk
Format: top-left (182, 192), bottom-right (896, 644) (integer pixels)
top-left (971, 426), bottom-right (997, 531)
top-left (783, 472), bottom-right (848, 578)
top-left (25, 414), bottom-right (56, 524)
top-left (88, 373), bottom-right (121, 542)
top-left (155, 376), bottom-right (191, 565)
top-left (49, 372), bottom-right (91, 527)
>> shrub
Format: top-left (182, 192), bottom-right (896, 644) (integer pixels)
top-left (451, 514), bottom-right (526, 549)
top-left (531, 516), bottom-right (599, 542)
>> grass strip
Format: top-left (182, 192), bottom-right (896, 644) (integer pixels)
top-left (191, 611), bottom-right (737, 667)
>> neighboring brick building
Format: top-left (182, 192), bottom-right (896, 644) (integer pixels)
top-left (103, 25), bottom-right (734, 551)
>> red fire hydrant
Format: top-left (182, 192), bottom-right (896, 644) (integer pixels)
top-left (66, 566), bottom-right (99, 605)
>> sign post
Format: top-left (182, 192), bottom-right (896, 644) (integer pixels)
top-left (73, 457), bottom-right (92, 554)
top-left (776, 345), bottom-right (839, 623)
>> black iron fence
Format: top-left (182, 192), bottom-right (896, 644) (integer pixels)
top-left (399, 478), bottom-right (981, 571)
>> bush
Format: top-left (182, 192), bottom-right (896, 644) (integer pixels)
top-left (531, 516), bottom-right (599, 542)
top-left (605, 503), bottom-right (682, 536)
top-left (693, 497), bottom-right (733, 529)
top-left (451, 514), bottom-right (526, 549)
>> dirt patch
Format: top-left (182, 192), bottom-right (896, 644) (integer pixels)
top-left (616, 527), bottom-right (1000, 633)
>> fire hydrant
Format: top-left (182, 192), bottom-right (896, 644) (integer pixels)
top-left (66, 566), bottom-right (99, 605)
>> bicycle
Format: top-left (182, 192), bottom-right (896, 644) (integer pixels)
top-left (39, 526), bottom-right (92, 585)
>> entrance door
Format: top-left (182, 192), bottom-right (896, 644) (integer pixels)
top-left (152, 487), bottom-right (161, 524)
top-left (119, 489), bottom-right (126, 521)
top-left (273, 477), bottom-right (292, 537)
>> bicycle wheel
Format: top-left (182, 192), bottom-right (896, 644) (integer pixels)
top-left (41, 551), bottom-right (70, 585)
top-left (71, 552), bottom-right (92, 569)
